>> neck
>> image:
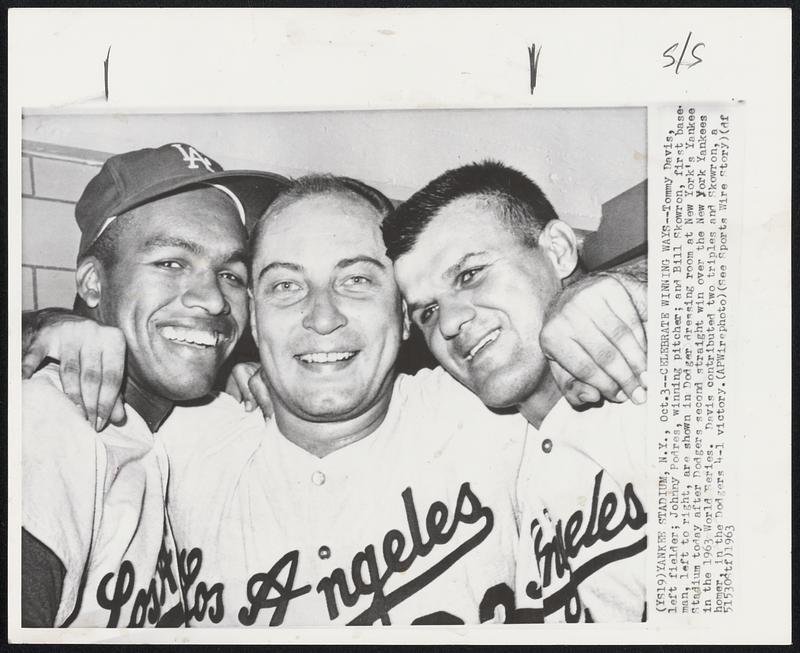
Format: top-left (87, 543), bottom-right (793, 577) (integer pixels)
top-left (270, 388), bottom-right (395, 458)
top-left (80, 304), bottom-right (174, 433)
top-left (517, 370), bottom-right (563, 429)
top-left (518, 273), bottom-right (586, 427)
top-left (124, 374), bottom-right (174, 433)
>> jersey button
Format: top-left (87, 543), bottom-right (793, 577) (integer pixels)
top-left (311, 470), bottom-right (326, 486)
top-left (318, 545), bottom-right (331, 560)
top-left (541, 438), bottom-right (553, 453)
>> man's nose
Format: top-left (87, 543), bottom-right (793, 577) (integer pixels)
top-left (438, 295), bottom-right (476, 340)
top-left (302, 288), bottom-right (347, 335)
top-left (182, 272), bottom-right (230, 315)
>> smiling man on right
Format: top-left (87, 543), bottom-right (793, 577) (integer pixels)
top-left (384, 160), bottom-right (648, 622)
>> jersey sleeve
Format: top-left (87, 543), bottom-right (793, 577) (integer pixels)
top-left (21, 528), bottom-right (66, 627)
top-left (21, 371), bottom-right (102, 625)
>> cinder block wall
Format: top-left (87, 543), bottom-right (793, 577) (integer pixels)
top-left (21, 141), bottom-right (110, 310)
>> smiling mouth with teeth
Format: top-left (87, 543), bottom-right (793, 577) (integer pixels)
top-left (465, 329), bottom-right (501, 362)
top-left (159, 325), bottom-right (226, 348)
top-left (296, 351), bottom-right (358, 364)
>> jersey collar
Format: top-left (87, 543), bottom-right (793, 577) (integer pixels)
top-left (124, 376), bottom-right (174, 433)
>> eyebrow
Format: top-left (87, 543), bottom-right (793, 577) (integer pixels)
top-left (444, 251), bottom-right (488, 280)
top-left (406, 251), bottom-right (489, 316)
top-left (224, 249), bottom-right (249, 267)
top-left (257, 255), bottom-right (385, 282)
top-left (143, 235), bottom-right (203, 255)
top-left (142, 236), bottom-right (247, 266)
top-left (257, 261), bottom-right (304, 282)
top-left (335, 256), bottom-right (386, 271)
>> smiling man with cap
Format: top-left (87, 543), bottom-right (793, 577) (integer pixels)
top-left (20, 143), bottom-right (287, 627)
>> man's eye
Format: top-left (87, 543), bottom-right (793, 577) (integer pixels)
top-left (272, 280), bottom-right (301, 293)
top-left (419, 304), bottom-right (439, 325)
top-left (458, 266), bottom-right (484, 286)
top-left (155, 260), bottom-right (183, 270)
top-left (342, 275), bottom-right (371, 288)
top-left (219, 271), bottom-right (245, 286)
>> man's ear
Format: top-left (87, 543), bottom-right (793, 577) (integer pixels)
top-left (248, 289), bottom-right (258, 343)
top-left (75, 258), bottom-right (103, 309)
top-left (401, 300), bottom-right (411, 341)
top-left (538, 219), bottom-right (579, 281)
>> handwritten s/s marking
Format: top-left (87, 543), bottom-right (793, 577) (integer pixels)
top-left (663, 32), bottom-right (705, 74)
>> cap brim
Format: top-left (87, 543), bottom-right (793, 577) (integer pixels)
top-left (106, 169), bottom-right (290, 233)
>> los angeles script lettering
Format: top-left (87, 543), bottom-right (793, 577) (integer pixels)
top-left (524, 470), bottom-right (647, 622)
top-left (239, 481), bottom-right (496, 626)
top-left (96, 541), bottom-right (223, 627)
top-left (95, 481), bottom-right (539, 626)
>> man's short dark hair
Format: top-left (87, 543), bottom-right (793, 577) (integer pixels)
top-left (383, 160), bottom-right (559, 261)
top-left (73, 217), bottom-right (127, 313)
top-left (250, 174), bottom-right (395, 272)
top-left (79, 217), bottom-right (124, 270)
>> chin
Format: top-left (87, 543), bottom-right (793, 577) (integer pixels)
top-left (474, 387), bottom-right (518, 410)
top-left (299, 397), bottom-right (362, 421)
top-left (470, 375), bottom-right (530, 410)
top-left (155, 375), bottom-right (217, 402)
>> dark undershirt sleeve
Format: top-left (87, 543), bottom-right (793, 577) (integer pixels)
top-left (21, 527), bottom-right (66, 627)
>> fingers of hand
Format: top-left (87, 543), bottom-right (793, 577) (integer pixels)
top-left (625, 297), bottom-right (648, 354)
top-left (248, 371), bottom-right (273, 419)
top-left (541, 329), bottom-right (624, 402)
top-left (581, 330), bottom-right (645, 404)
top-left (110, 396), bottom-right (127, 426)
top-left (58, 348), bottom-right (86, 419)
top-left (227, 363), bottom-right (260, 408)
top-left (238, 371), bottom-right (259, 412)
top-left (574, 383), bottom-right (602, 405)
top-left (585, 277), bottom-right (647, 387)
top-left (78, 347), bottom-right (104, 431)
top-left (549, 360), bottom-right (602, 407)
top-left (543, 337), bottom-right (634, 403)
top-left (543, 284), bottom-right (647, 403)
top-left (93, 328), bottom-right (127, 431)
top-left (22, 344), bottom-right (47, 379)
top-left (225, 372), bottom-right (245, 403)
top-left (592, 312), bottom-right (647, 394)
top-left (599, 283), bottom-right (647, 368)
top-left (95, 368), bottom-right (123, 431)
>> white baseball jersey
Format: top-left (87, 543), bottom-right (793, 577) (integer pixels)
top-left (21, 364), bottom-right (184, 627)
top-left (159, 367), bottom-right (531, 627)
top-left (515, 398), bottom-right (647, 622)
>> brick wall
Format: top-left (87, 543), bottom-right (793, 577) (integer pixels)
top-left (21, 141), bottom-right (110, 310)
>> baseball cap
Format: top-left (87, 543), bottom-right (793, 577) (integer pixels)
top-left (75, 142), bottom-right (289, 258)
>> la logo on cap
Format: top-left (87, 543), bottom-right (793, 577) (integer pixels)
top-left (170, 143), bottom-right (216, 172)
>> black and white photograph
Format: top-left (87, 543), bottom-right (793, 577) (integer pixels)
top-left (7, 7), bottom-right (790, 647)
top-left (19, 108), bottom-right (648, 629)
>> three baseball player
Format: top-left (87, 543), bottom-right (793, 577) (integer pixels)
top-left (21, 147), bottom-right (648, 626)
